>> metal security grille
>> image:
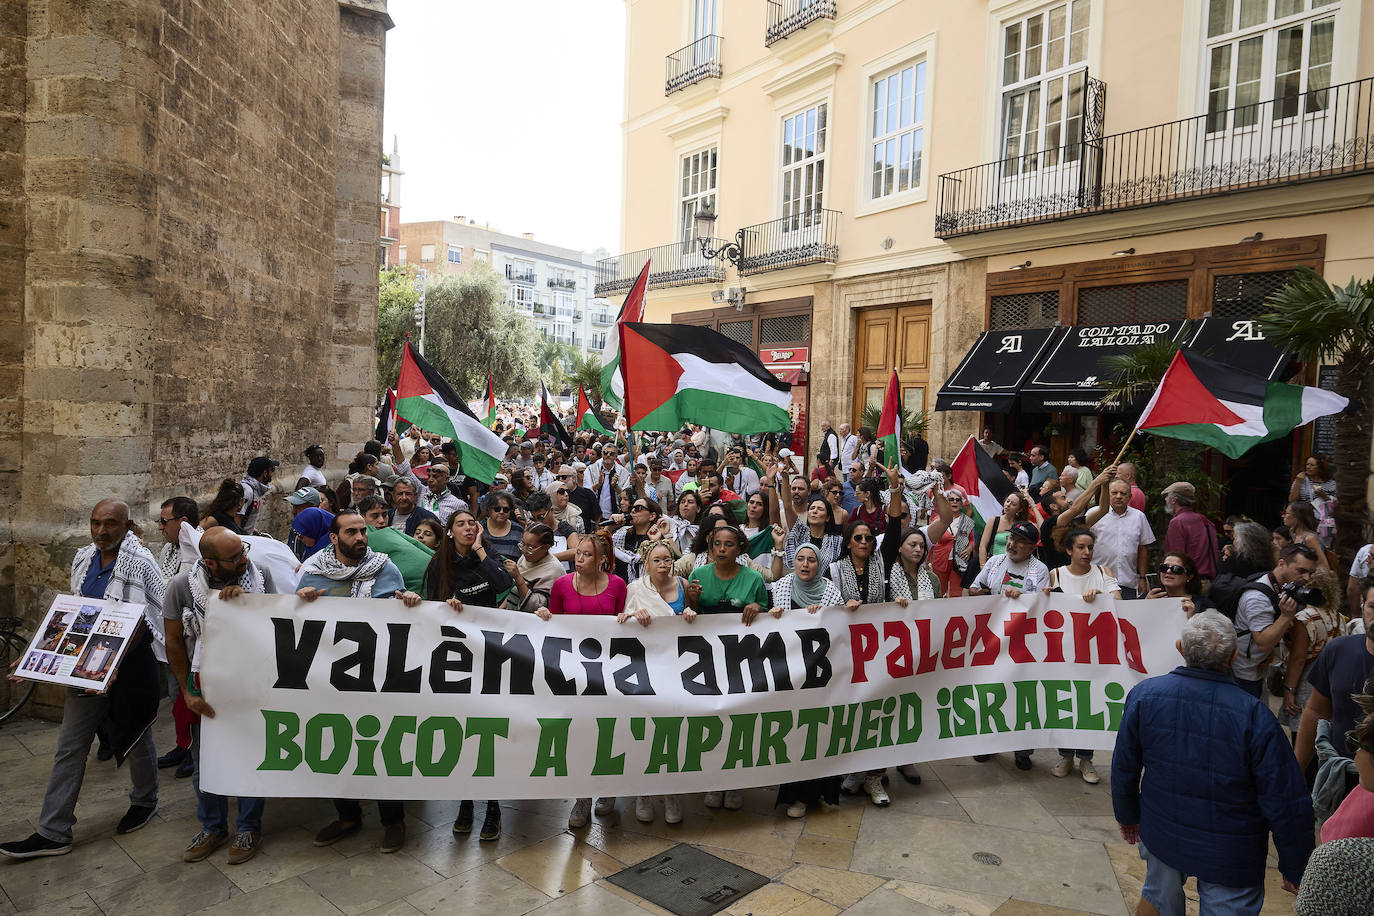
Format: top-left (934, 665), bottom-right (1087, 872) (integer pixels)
top-left (1076, 279), bottom-right (1187, 327)
top-left (1211, 270), bottom-right (1296, 319)
top-left (760, 314), bottom-right (810, 345)
top-left (989, 291), bottom-right (1059, 329)
top-left (717, 320), bottom-right (754, 347)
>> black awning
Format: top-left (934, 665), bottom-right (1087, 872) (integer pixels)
top-left (935, 326), bottom-right (1064, 412)
top-left (1183, 317), bottom-right (1292, 381)
top-left (1018, 322), bottom-right (1188, 413)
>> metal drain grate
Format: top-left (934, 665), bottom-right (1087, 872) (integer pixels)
top-left (972, 851), bottom-right (1003, 866)
top-left (607, 843), bottom-right (770, 916)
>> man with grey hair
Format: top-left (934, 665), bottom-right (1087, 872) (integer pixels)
top-left (1116, 461), bottom-right (1146, 511)
top-left (1161, 481), bottom-right (1218, 582)
top-left (1112, 610), bottom-right (1312, 914)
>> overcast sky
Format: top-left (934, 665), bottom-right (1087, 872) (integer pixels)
top-left (382, 0), bottom-right (626, 256)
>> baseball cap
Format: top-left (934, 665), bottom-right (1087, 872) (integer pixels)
top-left (247, 456), bottom-right (279, 477)
top-left (1008, 521), bottom-right (1040, 543)
top-left (1161, 481), bottom-right (1195, 499)
top-left (285, 487), bottom-right (322, 506)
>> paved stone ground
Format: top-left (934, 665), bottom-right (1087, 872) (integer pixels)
top-left (0, 707), bottom-right (1297, 916)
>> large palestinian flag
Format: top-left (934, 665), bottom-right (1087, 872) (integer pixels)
top-left (951, 436), bottom-right (1017, 532)
top-left (374, 388), bottom-right (397, 443)
top-left (600, 260), bottom-right (650, 412)
top-left (574, 385), bottom-right (611, 435)
top-left (1135, 350), bottom-right (1347, 459)
top-left (619, 322), bottom-right (792, 434)
top-left (396, 342), bottom-right (508, 483)
top-left (876, 369), bottom-right (901, 468)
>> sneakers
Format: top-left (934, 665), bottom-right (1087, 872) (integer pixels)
top-left (863, 774), bottom-right (890, 807)
top-left (116, 804), bottom-right (158, 835)
top-left (227, 831), bottom-right (260, 865)
top-left (663, 796), bottom-right (683, 824)
top-left (1013, 751), bottom-right (1033, 771)
top-left (313, 820), bottom-right (361, 847)
top-left (158, 746), bottom-right (190, 769)
top-left (722, 790), bottom-right (743, 810)
top-left (1051, 755), bottom-right (1074, 778)
top-left (593, 797), bottom-right (616, 817)
top-left (380, 822), bottom-right (406, 853)
top-left (896, 763), bottom-right (922, 785)
top-left (452, 801), bottom-right (475, 835)
top-left (183, 830), bottom-right (228, 863)
top-left (786, 801), bottom-right (807, 818)
top-left (568, 798), bottom-right (592, 828)
top-left (635, 795), bottom-right (655, 823)
top-left (702, 791), bottom-right (723, 809)
top-left (972, 754), bottom-right (994, 762)
top-left (0, 833), bottom-right (73, 859)
top-left (176, 758), bottom-right (194, 779)
top-left (1080, 760), bottom-right (1101, 784)
top-left (839, 773), bottom-right (864, 795)
top-left (479, 802), bottom-right (501, 841)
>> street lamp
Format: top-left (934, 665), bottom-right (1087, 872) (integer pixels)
top-left (693, 206), bottom-right (743, 266)
top-left (413, 267), bottom-right (428, 356)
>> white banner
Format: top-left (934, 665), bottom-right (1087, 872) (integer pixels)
top-left (200, 593), bottom-right (1182, 799)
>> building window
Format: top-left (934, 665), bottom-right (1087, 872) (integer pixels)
top-left (474, 249), bottom-right (489, 264)
top-left (1000, 1), bottom-right (1091, 170)
top-left (447, 245), bottom-right (461, 264)
top-left (1204, 0), bottom-right (1337, 133)
top-left (1076, 280), bottom-right (1188, 326)
top-left (398, 246), bottom-right (407, 265)
top-left (679, 147), bottom-right (717, 243)
top-left (990, 291), bottom-right (1060, 328)
top-left (781, 102), bottom-right (827, 227)
top-left (869, 60), bottom-right (927, 199)
top-left (420, 244), bottom-right (435, 262)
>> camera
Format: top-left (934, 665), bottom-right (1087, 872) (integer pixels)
top-left (1279, 581), bottom-right (1324, 607)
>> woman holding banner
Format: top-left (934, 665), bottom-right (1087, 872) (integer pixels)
top-left (674, 516), bottom-right (781, 582)
top-left (611, 497), bottom-right (662, 581)
top-left (670, 490), bottom-right (703, 554)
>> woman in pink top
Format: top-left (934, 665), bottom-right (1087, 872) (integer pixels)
top-left (1321, 698), bottom-right (1374, 842)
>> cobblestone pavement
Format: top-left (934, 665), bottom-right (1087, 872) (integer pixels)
top-left (0, 707), bottom-right (1296, 916)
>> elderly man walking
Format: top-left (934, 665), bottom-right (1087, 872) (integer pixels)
top-left (1, 499), bottom-right (164, 858)
top-left (1112, 611), bottom-right (1313, 915)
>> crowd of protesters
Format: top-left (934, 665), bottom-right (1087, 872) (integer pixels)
top-left (3, 404), bottom-right (1372, 915)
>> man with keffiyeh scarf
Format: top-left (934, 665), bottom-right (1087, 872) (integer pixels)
top-left (2, 499), bottom-right (163, 860)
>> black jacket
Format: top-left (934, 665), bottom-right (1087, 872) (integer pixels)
top-left (423, 549), bottom-right (514, 607)
top-left (391, 505), bottom-right (440, 537)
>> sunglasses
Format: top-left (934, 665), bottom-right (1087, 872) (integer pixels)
top-left (851, 534), bottom-right (875, 543)
top-left (155, 517), bottom-right (177, 527)
top-left (490, 506), bottom-right (511, 514)
top-left (1346, 730), bottom-right (1374, 756)
top-left (1157, 563), bottom-right (1187, 575)
top-left (556, 488), bottom-right (568, 495)
top-left (631, 504), bottom-right (650, 512)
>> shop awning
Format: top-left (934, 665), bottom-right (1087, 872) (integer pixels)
top-left (1018, 322), bottom-right (1188, 413)
top-left (934, 326), bottom-right (1064, 412)
top-left (1182, 317), bottom-right (1292, 381)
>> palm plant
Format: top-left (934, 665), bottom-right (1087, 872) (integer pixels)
top-left (859, 403), bottom-right (930, 464)
top-left (568, 351), bottom-right (606, 411)
top-left (1261, 268), bottom-right (1374, 562)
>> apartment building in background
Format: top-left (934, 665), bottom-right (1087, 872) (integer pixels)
top-left (607, 0), bottom-right (1373, 515)
top-left (397, 219), bottom-right (615, 355)
top-left (381, 137), bottom-right (403, 268)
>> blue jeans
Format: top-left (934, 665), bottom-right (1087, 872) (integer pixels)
top-left (1234, 677), bottom-right (1264, 699)
top-left (1139, 839), bottom-right (1264, 916)
top-left (191, 722), bottom-right (264, 834)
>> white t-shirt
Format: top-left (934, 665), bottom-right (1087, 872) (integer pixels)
top-left (1091, 506), bottom-right (1156, 586)
top-left (1351, 544), bottom-right (1372, 580)
top-left (1051, 565), bottom-right (1121, 596)
top-left (299, 464), bottom-right (327, 488)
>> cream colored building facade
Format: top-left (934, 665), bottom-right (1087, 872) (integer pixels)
top-left (606, 0), bottom-right (1374, 485)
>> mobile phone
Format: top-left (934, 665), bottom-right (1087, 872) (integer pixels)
top-left (1144, 573), bottom-right (1161, 592)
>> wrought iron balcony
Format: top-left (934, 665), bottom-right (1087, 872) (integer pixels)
top-left (936, 74), bottom-right (1374, 238)
top-left (666, 35), bottom-right (722, 96)
top-left (594, 240), bottom-right (728, 297)
top-left (765, 0), bottom-right (836, 47)
top-left (547, 277), bottom-right (576, 290)
top-left (507, 298), bottom-right (534, 312)
top-left (505, 266), bottom-right (536, 284)
top-left (591, 311), bottom-right (613, 325)
top-left (738, 208), bottom-right (840, 276)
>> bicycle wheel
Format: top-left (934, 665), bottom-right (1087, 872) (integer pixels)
top-left (0, 633), bottom-right (37, 725)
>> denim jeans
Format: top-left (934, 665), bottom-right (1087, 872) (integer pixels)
top-left (1057, 749), bottom-right (1094, 760)
top-left (191, 722), bottom-right (264, 834)
top-left (37, 689), bottom-right (158, 843)
top-left (1139, 839), bottom-right (1264, 915)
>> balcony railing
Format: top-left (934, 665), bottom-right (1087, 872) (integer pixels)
top-left (765, 0), bottom-right (836, 46)
top-left (547, 277), bottom-right (576, 290)
top-left (666, 35), bottom-right (722, 95)
top-left (936, 75), bottom-right (1374, 238)
top-left (507, 298), bottom-right (534, 312)
top-left (591, 312), bottom-right (613, 325)
top-left (594, 240), bottom-right (728, 297)
top-left (738, 208), bottom-right (841, 276)
top-left (505, 266), bottom-right (536, 284)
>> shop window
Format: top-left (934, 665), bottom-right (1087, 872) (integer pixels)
top-left (1076, 279), bottom-right (1187, 326)
top-left (1211, 269), bottom-right (1297, 318)
top-left (760, 314), bottom-right (810, 345)
top-left (990, 291), bottom-right (1059, 328)
top-left (718, 320), bottom-right (754, 347)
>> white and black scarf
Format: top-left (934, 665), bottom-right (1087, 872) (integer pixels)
top-left (830, 556), bottom-right (887, 605)
top-left (299, 546), bottom-right (389, 598)
top-left (889, 560), bottom-right (937, 601)
top-left (71, 531), bottom-right (167, 655)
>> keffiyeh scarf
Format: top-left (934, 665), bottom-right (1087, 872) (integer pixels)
top-left (71, 531), bottom-right (167, 653)
top-left (299, 547), bottom-right (390, 598)
top-left (830, 556), bottom-right (887, 604)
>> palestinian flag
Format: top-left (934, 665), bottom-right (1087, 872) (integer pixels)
top-left (374, 388), bottom-right (397, 443)
top-left (1136, 350), bottom-right (1348, 459)
top-left (877, 369), bottom-right (901, 468)
top-left (395, 342), bottom-right (508, 484)
top-left (574, 385), bottom-right (611, 435)
top-left (951, 435), bottom-right (1016, 532)
top-left (479, 374), bottom-right (497, 428)
top-left (535, 382), bottom-right (573, 449)
top-left (619, 322), bottom-right (792, 434)
top-left (746, 527), bottom-right (775, 560)
top-left (600, 260), bottom-right (650, 412)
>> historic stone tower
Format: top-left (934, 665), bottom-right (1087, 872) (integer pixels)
top-left (0, 0), bottom-right (392, 703)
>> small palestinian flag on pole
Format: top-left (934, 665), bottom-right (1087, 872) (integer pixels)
top-left (876, 369), bottom-right (901, 468)
top-left (374, 387), bottom-right (397, 443)
top-left (600, 260), bottom-right (650, 412)
top-left (574, 385), bottom-right (611, 435)
top-left (619, 322), bottom-right (791, 434)
top-left (480, 373), bottom-right (497, 428)
top-left (1134, 350), bottom-right (1347, 458)
top-left (535, 381), bottom-right (573, 450)
top-left (395, 342), bottom-right (508, 484)
top-left (951, 436), bottom-right (1017, 532)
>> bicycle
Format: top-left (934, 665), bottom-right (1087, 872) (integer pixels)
top-left (0, 615), bottom-right (37, 724)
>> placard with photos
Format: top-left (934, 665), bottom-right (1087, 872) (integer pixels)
top-left (17, 595), bottom-right (144, 692)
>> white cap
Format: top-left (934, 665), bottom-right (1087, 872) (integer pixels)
top-left (778, 448), bottom-right (793, 458)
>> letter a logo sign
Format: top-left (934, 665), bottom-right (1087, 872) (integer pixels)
top-left (1225, 320), bottom-right (1265, 342)
top-left (996, 335), bottom-right (1023, 354)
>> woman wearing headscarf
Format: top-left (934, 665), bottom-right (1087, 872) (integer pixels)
top-left (544, 479), bottom-right (584, 535)
top-left (290, 507), bottom-right (334, 560)
top-left (506, 523), bottom-right (565, 613)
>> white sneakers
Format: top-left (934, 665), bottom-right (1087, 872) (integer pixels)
top-left (839, 773), bottom-right (864, 794)
top-left (786, 801), bottom-right (807, 818)
top-left (722, 790), bottom-right (743, 809)
top-left (703, 791), bottom-right (723, 808)
top-left (635, 795), bottom-right (654, 823)
top-left (663, 796), bottom-right (683, 824)
top-left (593, 797), bottom-right (616, 817)
top-left (1052, 755), bottom-right (1101, 784)
top-left (862, 774), bottom-right (890, 807)
top-left (568, 797), bottom-right (592, 828)
top-left (703, 790), bottom-right (743, 809)
top-left (1052, 755), bottom-right (1074, 778)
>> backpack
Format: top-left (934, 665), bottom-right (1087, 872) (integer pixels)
top-left (1207, 571), bottom-right (1277, 622)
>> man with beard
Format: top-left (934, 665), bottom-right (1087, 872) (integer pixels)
top-left (163, 527), bottom-right (276, 866)
top-left (154, 495), bottom-right (202, 777)
top-left (296, 444), bottom-right (328, 489)
top-left (387, 478), bottom-right (438, 537)
top-left (239, 456), bottom-right (278, 535)
top-left (1, 499), bottom-right (163, 859)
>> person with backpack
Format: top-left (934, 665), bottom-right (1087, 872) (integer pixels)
top-left (1221, 544), bottom-right (1318, 699)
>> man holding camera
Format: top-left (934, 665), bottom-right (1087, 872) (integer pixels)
top-left (1232, 544), bottom-right (1319, 699)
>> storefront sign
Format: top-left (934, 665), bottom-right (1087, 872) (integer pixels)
top-left (760, 347), bottom-right (809, 364)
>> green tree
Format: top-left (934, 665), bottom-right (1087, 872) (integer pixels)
top-left (533, 336), bottom-right (580, 394)
top-left (1261, 268), bottom-right (1374, 563)
top-left (422, 265), bottom-right (539, 399)
top-left (568, 350), bottom-right (607, 411)
top-left (377, 266), bottom-right (421, 397)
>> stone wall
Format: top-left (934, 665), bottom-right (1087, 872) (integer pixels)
top-left (2, 0), bottom-right (389, 716)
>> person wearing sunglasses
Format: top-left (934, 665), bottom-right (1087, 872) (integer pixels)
top-left (1143, 553), bottom-right (1212, 618)
top-left (481, 492), bottom-right (524, 562)
top-left (611, 498), bottom-right (664, 581)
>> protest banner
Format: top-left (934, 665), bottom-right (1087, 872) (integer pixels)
top-left (16, 595), bottom-right (144, 692)
top-left (200, 593), bottom-right (1182, 799)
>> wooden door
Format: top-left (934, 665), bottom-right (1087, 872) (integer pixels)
top-left (853, 303), bottom-right (932, 427)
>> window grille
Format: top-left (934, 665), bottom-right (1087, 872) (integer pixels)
top-left (1211, 270), bottom-right (1296, 319)
top-left (990, 291), bottom-right (1059, 328)
top-left (1076, 279), bottom-right (1187, 326)
top-left (717, 320), bottom-right (754, 347)
top-left (759, 314), bottom-right (810, 345)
